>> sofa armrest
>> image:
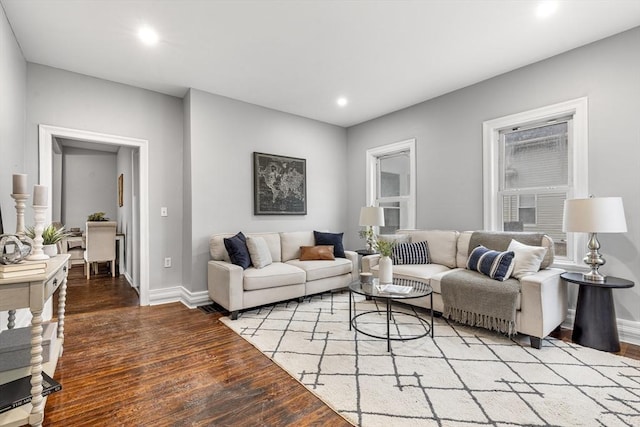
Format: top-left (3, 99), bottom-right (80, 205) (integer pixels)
top-left (518, 268), bottom-right (567, 339)
top-left (344, 250), bottom-right (358, 278)
top-left (208, 260), bottom-right (244, 312)
top-left (361, 254), bottom-right (381, 273)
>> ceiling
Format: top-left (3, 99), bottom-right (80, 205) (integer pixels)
top-left (3, 1), bottom-right (640, 127)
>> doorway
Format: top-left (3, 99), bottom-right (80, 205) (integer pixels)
top-left (39, 125), bottom-right (150, 305)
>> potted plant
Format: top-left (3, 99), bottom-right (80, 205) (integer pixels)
top-left (374, 239), bottom-right (396, 283)
top-left (25, 224), bottom-right (71, 257)
top-left (87, 212), bottom-right (109, 221)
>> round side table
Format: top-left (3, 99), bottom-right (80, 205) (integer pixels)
top-left (561, 272), bottom-right (634, 352)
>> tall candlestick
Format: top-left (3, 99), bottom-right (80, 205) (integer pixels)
top-left (10, 193), bottom-right (30, 237)
top-left (26, 204), bottom-right (49, 261)
top-left (12, 174), bottom-right (27, 194)
top-left (33, 185), bottom-right (48, 206)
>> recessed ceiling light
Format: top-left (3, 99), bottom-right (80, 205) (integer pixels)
top-left (536, 1), bottom-right (558, 18)
top-left (138, 26), bottom-right (159, 46)
top-left (337, 97), bottom-right (348, 107)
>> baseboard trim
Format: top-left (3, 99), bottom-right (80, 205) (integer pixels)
top-left (562, 309), bottom-right (640, 347)
top-left (148, 286), bottom-right (210, 309)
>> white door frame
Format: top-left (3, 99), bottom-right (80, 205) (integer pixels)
top-left (38, 124), bottom-right (150, 305)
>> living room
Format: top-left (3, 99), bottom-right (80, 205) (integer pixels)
top-left (1, 1), bottom-right (639, 425)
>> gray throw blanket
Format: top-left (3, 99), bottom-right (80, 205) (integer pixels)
top-left (441, 270), bottom-right (521, 335)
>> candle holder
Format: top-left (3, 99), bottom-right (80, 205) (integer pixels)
top-left (10, 193), bottom-right (30, 237)
top-left (26, 205), bottom-right (50, 261)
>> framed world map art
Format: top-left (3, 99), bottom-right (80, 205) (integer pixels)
top-left (253, 152), bottom-right (307, 215)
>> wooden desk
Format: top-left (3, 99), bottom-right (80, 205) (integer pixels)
top-left (0, 255), bottom-right (70, 427)
top-left (61, 234), bottom-right (125, 273)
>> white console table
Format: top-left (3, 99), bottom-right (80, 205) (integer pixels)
top-left (0, 254), bottom-right (70, 427)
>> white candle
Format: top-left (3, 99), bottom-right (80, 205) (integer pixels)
top-left (33, 185), bottom-right (48, 206)
top-left (12, 174), bottom-right (27, 194)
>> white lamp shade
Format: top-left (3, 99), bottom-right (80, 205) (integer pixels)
top-left (563, 197), bottom-right (627, 233)
top-left (359, 206), bottom-right (385, 227)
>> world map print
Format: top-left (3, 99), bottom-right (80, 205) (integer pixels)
top-left (254, 153), bottom-right (306, 214)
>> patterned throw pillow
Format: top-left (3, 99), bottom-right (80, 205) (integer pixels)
top-left (466, 245), bottom-right (515, 281)
top-left (392, 241), bottom-right (430, 265)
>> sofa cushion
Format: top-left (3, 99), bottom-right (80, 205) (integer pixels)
top-left (286, 258), bottom-right (352, 281)
top-left (243, 262), bottom-right (306, 291)
top-left (373, 263), bottom-right (450, 283)
top-left (246, 232), bottom-right (282, 262)
top-left (392, 241), bottom-right (430, 265)
top-left (299, 245), bottom-right (335, 261)
top-left (507, 239), bottom-right (547, 279)
top-left (398, 230), bottom-right (459, 268)
top-left (466, 245), bottom-right (515, 281)
top-left (223, 232), bottom-right (251, 269)
top-left (314, 231), bottom-right (346, 258)
top-left (280, 231), bottom-right (315, 262)
top-left (246, 236), bottom-right (273, 269)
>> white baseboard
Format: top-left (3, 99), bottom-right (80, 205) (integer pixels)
top-left (148, 286), bottom-right (210, 309)
top-left (562, 309), bottom-right (640, 347)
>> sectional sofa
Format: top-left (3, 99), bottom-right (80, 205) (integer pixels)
top-left (208, 231), bottom-right (357, 319)
top-left (362, 230), bottom-right (567, 348)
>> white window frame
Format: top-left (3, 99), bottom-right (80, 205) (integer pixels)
top-left (365, 138), bottom-right (416, 232)
top-left (482, 98), bottom-right (588, 266)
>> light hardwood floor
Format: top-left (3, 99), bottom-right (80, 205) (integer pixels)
top-left (43, 265), bottom-right (639, 425)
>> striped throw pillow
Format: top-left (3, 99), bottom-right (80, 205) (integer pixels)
top-left (392, 241), bottom-right (430, 265)
top-left (466, 245), bottom-right (515, 281)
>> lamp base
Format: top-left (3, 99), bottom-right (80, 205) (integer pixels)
top-left (582, 232), bottom-right (606, 282)
top-left (582, 271), bottom-right (606, 282)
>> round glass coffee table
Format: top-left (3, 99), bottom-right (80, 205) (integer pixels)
top-left (349, 278), bottom-right (433, 352)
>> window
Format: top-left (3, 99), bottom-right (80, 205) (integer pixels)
top-left (366, 139), bottom-right (416, 234)
top-left (483, 98), bottom-right (588, 264)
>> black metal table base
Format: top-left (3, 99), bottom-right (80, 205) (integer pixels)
top-left (349, 290), bottom-right (433, 352)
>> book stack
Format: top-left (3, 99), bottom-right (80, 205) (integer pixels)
top-left (0, 261), bottom-right (47, 279)
top-left (0, 372), bottom-right (62, 414)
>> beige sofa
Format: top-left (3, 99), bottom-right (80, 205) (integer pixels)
top-left (208, 231), bottom-right (357, 319)
top-left (362, 230), bottom-right (567, 348)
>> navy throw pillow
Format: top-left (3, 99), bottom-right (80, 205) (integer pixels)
top-left (313, 231), bottom-right (346, 258)
top-left (466, 245), bottom-right (515, 281)
top-left (224, 232), bottom-right (251, 269)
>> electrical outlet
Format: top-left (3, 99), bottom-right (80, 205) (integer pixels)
top-left (161, 207), bottom-right (168, 217)
top-left (164, 257), bottom-right (171, 268)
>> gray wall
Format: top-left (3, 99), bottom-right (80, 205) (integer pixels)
top-left (347, 27), bottom-right (640, 323)
top-left (26, 64), bottom-right (184, 290)
top-left (62, 146), bottom-right (117, 229)
top-left (185, 89), bottom-right (348, 293)
top-left (0, 5), bottom-right (26, 232)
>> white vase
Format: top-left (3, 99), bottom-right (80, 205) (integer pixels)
top-left (378, 255), bottom-right (393, 283)
top-left (43, 244), bottom-right (58, 257)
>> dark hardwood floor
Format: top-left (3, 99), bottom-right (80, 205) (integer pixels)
top-left (43, 265), bottom-right (640, 426)
top-left (45, 265), bottom-right (351, 426)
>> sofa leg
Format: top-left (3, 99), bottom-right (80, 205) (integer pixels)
top-left (297, 297), bottom-right (304, 303)
top-left (432, 311), bottom-right (443, 318)
top-left (530, 336), bottom-right (542, 349)
top-left (230, 311), bottom-right (239, 320)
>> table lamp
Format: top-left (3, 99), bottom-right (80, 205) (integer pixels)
top-left (359, 206), bottom-right (385, 253)
top-left (563, 196), bottom-right (627, 282)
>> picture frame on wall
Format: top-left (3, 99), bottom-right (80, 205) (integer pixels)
top-left (253, 152), bottom-right (306, 215)
top-left (118, 174), bottom-right (124, 207)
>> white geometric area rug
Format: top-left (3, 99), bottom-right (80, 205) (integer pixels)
top-left (220, 291), bottom-right (640, 427)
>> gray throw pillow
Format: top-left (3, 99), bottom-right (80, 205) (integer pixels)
top-left (246, 236), bottom-right (273, 269)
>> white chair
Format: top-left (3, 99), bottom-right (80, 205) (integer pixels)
top-left (84, 221), bottom-right (117, 279)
